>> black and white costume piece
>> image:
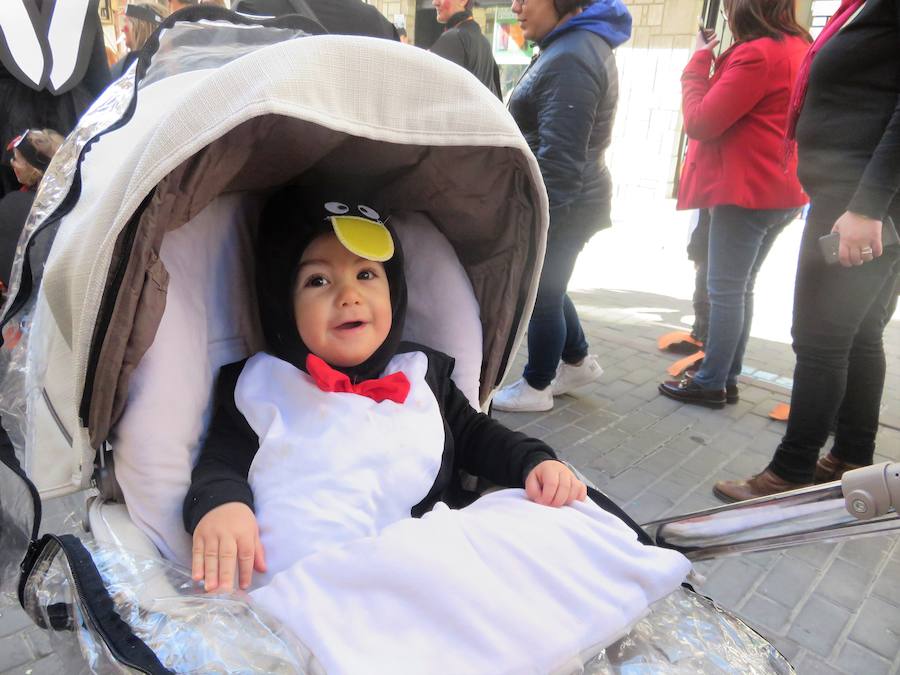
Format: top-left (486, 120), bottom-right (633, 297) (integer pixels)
top-left (183, 187), bottom-right (691, 674)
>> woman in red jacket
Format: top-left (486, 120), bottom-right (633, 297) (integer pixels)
top-left (659, 0), bottom-right (810, 408)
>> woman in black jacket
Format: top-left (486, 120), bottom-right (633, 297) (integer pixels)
top-left (493, 0), bottom-right (631, 412)
top-left (714, 0), bottom-right (900, 500)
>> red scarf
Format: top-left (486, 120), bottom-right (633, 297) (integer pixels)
top-left (785, 0), bottom-right (866, 143)
top-left (306, 354), bottom-right (410, 404)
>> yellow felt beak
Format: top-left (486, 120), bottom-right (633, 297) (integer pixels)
top-left (330, 216), bottom-right (394, 262)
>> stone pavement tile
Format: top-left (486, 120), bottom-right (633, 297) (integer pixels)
top-left (732, 384), bottom-right (774, 405)
top-left (2, 653), bottom-right (64, 675)
top-left (794, 652), bottom-right (847, 675)
top-left (787, 596), bottom-right (851, 657)
top-left (516, 422), bottom-right (552, 440)
top-left (834, 640), bottom-right (894, 675)
top-left (591, 444), bottom-right (648, 476)
top-left (847, 596), bottom-right (900, 660)
top-left (601, 379), bottom-right (637, 399)
top-left (837, 536), bottom-right (891, 570)
top-left (647, 468), bottom-right (703, 502)
top-left (0, 607), bottom-right (34, 639)
top-left (612, 411), bottom-right (658, 435)
top-left (740, 592), bottom-right (792, 634)
top-left (0, 633), bottom-right (36, 672)
top-left (647, 410), bottom-right (698, 437)
top-left (815, 557), bottom-right (875, 610)
top-left (621, 367), bottom-right (658, 386)
top-left (620, 428), bottom-right (669, 453)
top-left (544, 425), bottom-right (595, 451)
top-left (601, 467), bottom-right (656, 502)
top-left (558, 441), bottom-right (609, 470)
top-left (581, 428), bottom-right (630, 455)
top-left (680, 444), bottom-right (731, 479)
top-left (604, 393), bottom-right (646, 416)
top-left (624, 491), bottom-right (675, 523)
top-left (697, 556), bottom-right (766, 609)
top-left (636, 394), bottom-right (682, 417)
top-left (571, 409), bottom-right (619, 434)
top-left (22, 628), bottom-right (52, 660)
top-left (728, 410), bottom-right (772, 437)
top-left (757, 556), bottom-right (819, 609)
top-left (785, 541), bottom-right (838, 567)
top-left (636, 446), bottom-right (684, 476)
top-left (537, 407), bottom-right (584, 432)
top-left (658, 430), bottom-right (704, 454)
top-left (871, 557), bottom-right (900, 606)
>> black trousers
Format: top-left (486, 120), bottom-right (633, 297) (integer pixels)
top-left (770, 198), bottom-right (900, 483)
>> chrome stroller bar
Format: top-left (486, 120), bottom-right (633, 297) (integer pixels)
top-left (642, 462), bottom-right (900, 561)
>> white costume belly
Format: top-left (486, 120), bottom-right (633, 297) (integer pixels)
top-left (237, 351), bottom-right (444, 579)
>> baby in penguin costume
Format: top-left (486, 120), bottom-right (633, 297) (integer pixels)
top-left (183, 185), bottom-right (691, 674)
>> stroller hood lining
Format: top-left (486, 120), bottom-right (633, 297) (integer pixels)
top-left (82, 115), bottom-right (541, 448)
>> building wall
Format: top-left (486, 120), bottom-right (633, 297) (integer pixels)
top-left (609, 0), bottom-right (703, 201)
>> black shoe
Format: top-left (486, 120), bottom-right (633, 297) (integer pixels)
top-left (658, 378), bottom-right (726, 408)
top-left (683, 366), bottom-right (739, 405)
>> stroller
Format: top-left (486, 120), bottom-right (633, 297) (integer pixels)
top-left (0, 9), bottom-right (897, 674)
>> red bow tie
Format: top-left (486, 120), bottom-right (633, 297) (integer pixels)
top-left (306, 354), bottom-right (410, 404)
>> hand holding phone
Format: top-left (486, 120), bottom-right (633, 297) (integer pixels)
top-left (819, 215), bottom-right (900, 265)
top-left (695, 19), bottom-right (719, 52)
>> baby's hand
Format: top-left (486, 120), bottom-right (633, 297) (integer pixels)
top-left (525, 460), bottom-right (588, 507)
top-left (192, 502), bottom-right (266, 592)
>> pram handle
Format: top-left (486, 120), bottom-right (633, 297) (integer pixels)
top-left (641, 462), bottom-right (900, 561)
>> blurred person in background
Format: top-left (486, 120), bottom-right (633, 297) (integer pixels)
top-left (431, 0), bottom-right (501, 98)
top-left (111, 2), bottom-right (170, 80)
top-left (0, 0), bottom-right (109, 197)
top-left (492, 0), bottom-right (631, 412)
top-left (0, 128), bottom-right (63, 294)
top-left (233, 0), bottom-right (399, 39)
top-left (658, 0), bottom-right (810, 409)
top-left (715, 0), bottom-right (900, 500)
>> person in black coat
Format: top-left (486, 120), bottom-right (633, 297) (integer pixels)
top-left (430, 0), bottom-right (501, 99)
top-left (0, 128), bottom-right (63, 291)
top-left (493, 0), bottom-right (631, 413)
top-left (233, 0), bottom-right (399, 40)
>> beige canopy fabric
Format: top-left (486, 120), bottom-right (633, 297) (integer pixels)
top-left (34, 25), bottom-right (547, 478)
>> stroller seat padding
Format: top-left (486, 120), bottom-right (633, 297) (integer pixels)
top-left (111, 193), bottom-right (484, 566)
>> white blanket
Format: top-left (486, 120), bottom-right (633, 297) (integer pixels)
top-left (251, 489), bottom-right (691, 675)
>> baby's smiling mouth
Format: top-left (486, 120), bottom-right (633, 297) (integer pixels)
top-left (336, 320), bottom-right (365, 330)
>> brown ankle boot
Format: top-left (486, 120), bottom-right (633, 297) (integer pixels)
top-left (713, 469), bottom-right (812, 503)
top-left (813, 453), bottom-right (867, 484)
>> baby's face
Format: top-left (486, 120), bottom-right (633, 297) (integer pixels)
top-left (294, 233), bottom-right (392, 367)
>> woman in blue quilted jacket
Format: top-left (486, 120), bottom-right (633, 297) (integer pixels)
top-left (493, 0), bottom-right (631, 412)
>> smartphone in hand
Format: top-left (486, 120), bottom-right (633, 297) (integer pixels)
top-left (697, 18), bottom-right (717, 43)
top-left (818, 216), bottom-right (900, 265)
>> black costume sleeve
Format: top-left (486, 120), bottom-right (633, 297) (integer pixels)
top-left (439, 364), bottom-right (557, 487)
top-left (182, 360), bottom-right (259, 534)
top-left (431, 31), bottom-right (467, 69)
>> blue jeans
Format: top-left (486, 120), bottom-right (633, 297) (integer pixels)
top-left (523, 233), bottom-right (589, 390)
top-left (692, 205), bottom-right (799, 391)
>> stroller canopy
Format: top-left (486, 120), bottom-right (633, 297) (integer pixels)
top-left (0, 13), bottom-right (548, 494)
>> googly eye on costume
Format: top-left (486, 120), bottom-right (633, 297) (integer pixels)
top-left (324, 201), bottom-right (350, 215)
top-left (357, 205), bottom-right (380, 220)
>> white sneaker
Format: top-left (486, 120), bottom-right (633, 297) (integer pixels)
top-left (550, 355), bottom-right (604, 396)
top-left (492, 378), bottom-right (553, 412)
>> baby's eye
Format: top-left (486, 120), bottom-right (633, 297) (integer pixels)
top-left (304, 274), bottom-right (329, 288)
top-left (358, 269), bottom-right (377, 281)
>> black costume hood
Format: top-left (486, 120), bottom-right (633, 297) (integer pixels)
top-left (255, 185), bottom-right (407, 383)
